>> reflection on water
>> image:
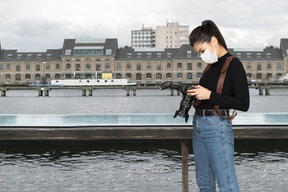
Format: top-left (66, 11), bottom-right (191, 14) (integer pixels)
top-left (0, 140), bottom-right (287, 192)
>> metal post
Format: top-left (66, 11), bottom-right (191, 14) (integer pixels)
top-left (126, 88), bottom-right (130, 96)
top-left (89, 89), bottom-right (93, 96)
top-left (82, 89), bottom-right (86, 96)
top-left (171, 89), bottom-right (174, 96)
top-left (181, 139), bottom-right (189, 192)
top-left (133, 88), bottom-right (136, 96)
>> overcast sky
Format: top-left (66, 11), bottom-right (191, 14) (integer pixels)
top-left (0, 0), bottom-right (287, 50)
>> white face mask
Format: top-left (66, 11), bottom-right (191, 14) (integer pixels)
top-left (200, 50), bottom-right (218, 64)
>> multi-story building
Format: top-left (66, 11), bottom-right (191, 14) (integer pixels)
top-left (0, 38), bottom-right (287, 85)
top-left (131, 26), bottom-right (155, 48)
top-left (156, 22), bottom-right (189, 48)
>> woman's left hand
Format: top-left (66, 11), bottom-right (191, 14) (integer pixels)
top-left (187, 85), bottom-right (212, 100)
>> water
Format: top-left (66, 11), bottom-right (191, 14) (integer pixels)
top-left (0, 88), bottom-right (287, 191)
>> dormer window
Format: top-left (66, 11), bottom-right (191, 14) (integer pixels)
top-left (46, 54), bottom-right (52, 59)
top-left (236, 53), bottom-right (241, 57)
top-left (266, 53), bottom-right (271, 58)
top-left (187, 51), bottom-right (192, 58)
top-left (157, 53), bottom-right (162, 58)
top-left (127, 53), bottom-right (132, 58)
top-left (37, 54), bottom-right (42, 59)
top-left (27, 54), bottom-right (32, 59)
top-left (257, 53), bottom-right (261, 58)
top-left (17, 54), bottom-right (22, 59)
top-left (246, 53), bottom-right (251, 58)
top-left (7, 54), bottom-right (12, 59)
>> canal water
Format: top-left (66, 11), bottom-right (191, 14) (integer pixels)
top-left (0, 88), bottom-right (287, 191)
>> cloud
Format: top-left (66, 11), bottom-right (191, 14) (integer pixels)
top-left (0, 0), bottom-right (287, 49)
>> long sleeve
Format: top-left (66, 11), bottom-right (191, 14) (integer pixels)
top-left (209, 58), bottom-right (250, 111)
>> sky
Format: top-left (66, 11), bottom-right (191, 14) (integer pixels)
top-left (0, 0), bottom-right (287, 50)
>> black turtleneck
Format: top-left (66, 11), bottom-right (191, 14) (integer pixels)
top-left (198, 52), bottom-right (250, 112)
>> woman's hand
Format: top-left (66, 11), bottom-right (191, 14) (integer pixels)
top-left (187, 85), bottom-right (212, 100)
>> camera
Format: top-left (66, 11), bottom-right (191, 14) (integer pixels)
top-left (159, 81), bottom-right (196, 122)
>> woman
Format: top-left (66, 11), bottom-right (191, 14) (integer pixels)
top-left (187, 20), bottom-right (249, 192)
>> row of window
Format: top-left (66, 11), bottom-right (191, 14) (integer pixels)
top-left (236, 52), bottom-right (272, 58)
top-left (6, 53), bottom-right (52, 59)
top-left (246, 73), bottom-right (283, 79)
top-left (247, 63), bottom-right (282, 70)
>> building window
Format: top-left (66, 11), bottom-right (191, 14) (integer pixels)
top-left (177, 62), bottom-right (182, 69)
top-left (266, 53), bottom-right (271, 58)
top-left (147, 63), bottom-right (151, 69)
top-left (157, 53), bottom-right (162, 58)
top-left (17, 54), bottom-right (22, 59)
top-left (46, 54), bottom-right (52, 58)
top-left (116, 73), bottom-right (122, 79)
top-left (27, 54), bottom-right (32, 59)
top-left (157, 63), bottom-right (161, 70)
top-left (156, 73), bottom-right (162, 80)
top-left (146, 73), bottom-right (152, 78)
top-left (96, 63), bottom-right (101, 71)
top-left (177, 73), bottom-right (183, 78)
top-left (86, 63), bottom-right (91, 69)
top-left (236, 53), bottom-right (241, 57)
top-left (76, 63), bottom-right (81, 71)
top-left (137, 63), bottom-right (141, 70)
top-left (247, 63), bottom-right (251, 69)
top-left (256, 73), bottom-right (262, 79)
top-left (247, 53), bottom-right (251, 58)
top-left (66, 63), bottom-right (71, 69)
top-left (147, 53), bottom-right (151, 58)
top-left (25, 74), bottom-right (31, 79)
top-left (167, 63), bottom-right (171, 69)
top-left (136, 73), bottom-right (142, 80)
top-left (106, 49), bottom-right (112, 55)
top-left (267, 63), bottom-right (271, 69)
top-left (126, 73), bottom-right (132, 79)
top-left (7, 54), bottom-right (12, 59)
top-left (257, 63), bottom-right (261, 70)
top-left (277, 63), bottom-right (281, 69)
top-left (198, 62), bottom-right (202, 69)
top-left (15, 74), bottom-right (21, 81)
top-left (127, 63), bottom-right (131, 69)
top-left (55, 74), bottom-right (61, 79)
top-left (266, 73), bottom-right (272, 79)
top-left (137, 53), bottom-right (142, 58)
top-left (127, 53), bottom-right (132, 58)
top-left (5, 74), bottom-right (11, 79)
top-left (37, 54), bottom-right (42, 59)
top-left (56, 64), bottom-right (60, 69)
top-left (105, 63), bottom-right (110, 69)
top-left (0, 65), bottom-right (3, 70)
top-left (166, 73), bottom-right (172, 79)
top-left (197, 73), bottom-right (202, 78)
top-left (187, 51), bottom-right (192, 58)
top-left (6, 64), bottom-right (10, 70)
top-left (35, 74), bottom-right (41, 80)
top-left (167, 53), bottom-right (172, 58)
top-left (117, 63), bottom-right (121, 69)
top-left (257, 53), bottom-right (261, 58)
top-left (26, 64), bottom-right (30, 70)
top-left (36, 64), bottom-right (40, 71)
top-left (46, 64), bottom-right (50, 70)
top-left (16, 64), bottom-right (21, 71)
top-left (187, 63), bottom-right (192, 70)
top-left (187, 73), bottom-right (192, 79)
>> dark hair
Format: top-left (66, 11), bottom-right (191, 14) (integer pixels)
top-left (189, 20), bottom-right (227, 50)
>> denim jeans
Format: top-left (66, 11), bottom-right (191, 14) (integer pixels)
top-left (193, 114), bottom-right (239, 192)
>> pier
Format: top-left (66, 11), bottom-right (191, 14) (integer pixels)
top-left (0, 82), bottom-right (288, 96)
top-left (0, 113), bottom-right (287, 192)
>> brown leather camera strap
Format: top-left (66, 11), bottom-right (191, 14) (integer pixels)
top-left (214, 56), bottom-right (237, 122)
top-left (194, 56), bottom-right (237, 122)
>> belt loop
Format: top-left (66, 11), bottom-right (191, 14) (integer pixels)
top-left (203, 109), bottom-right (206, 117)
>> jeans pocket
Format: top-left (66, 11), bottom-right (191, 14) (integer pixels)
top-left (204, 115), bottom-right (221, 125)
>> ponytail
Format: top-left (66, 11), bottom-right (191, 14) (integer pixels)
top-left (189, 20), bottom-right (227, 50)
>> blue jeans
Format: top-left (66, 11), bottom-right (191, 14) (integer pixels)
top-left (193, 114), bottom-right (239, 192)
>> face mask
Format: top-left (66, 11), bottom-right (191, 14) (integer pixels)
top-left (200, 50), bottom-right (218, 64)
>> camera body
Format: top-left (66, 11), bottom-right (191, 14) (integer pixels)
top-left (160, 81), bottom-right (196, 122)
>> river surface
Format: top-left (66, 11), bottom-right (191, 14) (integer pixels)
top-left (0, 88), bottom-right (287, 192)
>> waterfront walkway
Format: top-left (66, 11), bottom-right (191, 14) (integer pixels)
top-left (0, 114), bottom-right (287, 192)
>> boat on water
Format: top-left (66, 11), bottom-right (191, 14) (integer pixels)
top-left (50, 79), bottom-right (137, 86)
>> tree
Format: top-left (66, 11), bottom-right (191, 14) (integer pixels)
top-left (265, 45), bottom-right (279, 49)
top-left (120, 45), bottom-right (132, 49)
